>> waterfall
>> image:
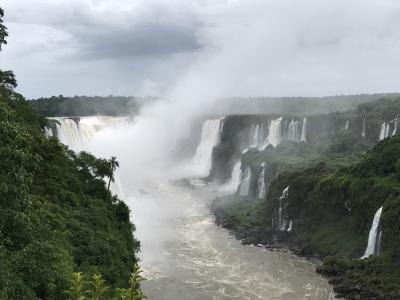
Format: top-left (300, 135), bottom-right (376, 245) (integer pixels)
top-left (257, 165), bottom-right (266, 199)
top-left (379, 122), bottom-right (391, 141)
top-left (46, 116), bottom-right (129, 198)
top-left (257, 124), bottom-right (266, 150)
top-left (261, 117), bottom-right (282, 148)
top-left (191, 118), bottom-right (223, 177)
top-left (362, 117), bottom-right (366, 138)
top-left (379, 123), bottom-right (385, 140)
top-left (238, 166), bottom-right (252, 196)
top-left (287, 119), bottom-right (300, 142)
top-left (344, 120), bottom-right (349, 131)
top-left (249, 124), bottom-right (260, 148)
top-left (48, 116), bottom-right (129, 150)
top-left (300, 118), bottom-right (307, 142)
top-left (278, 186), bottom-right (290, 231)
top-left (219, 161), bottom-right (242, 193)
top-left (361, 206), bottom-right (383, 259)
top-left (392, 119), bottom-right (398, 137)
top-left (54, 118), bottom-right (81, 148)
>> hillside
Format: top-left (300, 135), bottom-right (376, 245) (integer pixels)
top-left (0, 9), bottom-right (140, 298)
top-left (211, 98), bottom-right (400, 299)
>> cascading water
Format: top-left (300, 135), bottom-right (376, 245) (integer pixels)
top-left (191, 118), bottom-right (223, 177)
top-left (300, 117), bottom-right (307, 142)
top-left (262, 117), bottom-right (282, 148)
top-left (344, 120), bottom-right (349, 131)
top-left (238, 166), bottom-right (252, 196)
top-left (287, 118), bottom-right (300, 142)
top-left (362, 117), bottom-right (366, 138)
top-left (379, 122), bottom-right (391, 140)
top-left (277, 186), bottom-right (291, 231)
top-left (65, 111), bottom-right (335, 300)
top-left (48, 116), bottom-right (129, 151)
top-left (249, 124), bottom-right (260, 148)
top-left (361, 206), bottom-right (383, 259)
top-left (257, 164), bottom-right (266, 199)
top-left (392, 119), bottom-right (398, 137)
top-left (47, 116), bottom-right (129, 198)
top-left (218, 161), bottom-right (243, 193)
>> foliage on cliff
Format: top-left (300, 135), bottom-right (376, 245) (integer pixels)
top-left (30, 95), bottom-right (148, 117)
top-left (213, 131), bottom-right (400, 298)
top-left (0, 8), bottom-right (139, 299)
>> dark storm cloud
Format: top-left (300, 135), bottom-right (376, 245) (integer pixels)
top-left (74, 22), bottom-right (202, 59)
top-left (2, 0), bottom-right (205, 60)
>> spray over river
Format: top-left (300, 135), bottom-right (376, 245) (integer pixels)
top-left (48, 116), bottom-right (335, 300)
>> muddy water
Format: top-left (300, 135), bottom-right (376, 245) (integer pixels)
top-left (128, 179), bottom-right (335, 300)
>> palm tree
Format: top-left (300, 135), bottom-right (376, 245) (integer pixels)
top-left (87, 274), bottom-right (109, 300)
top-left (107, 156), bottom-right (119, 191)
top-left (64, 272), bottom-right (87, 300)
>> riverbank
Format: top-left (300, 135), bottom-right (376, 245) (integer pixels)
top-left (134, 179), bottom-right (335, 299)
top-left (211, 195), bottom-right (400, 300)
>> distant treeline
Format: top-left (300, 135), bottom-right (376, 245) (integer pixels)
top-left (30, 95), bottom-right (156, 117)
top-left (218, 93), bottom-right (400, 115)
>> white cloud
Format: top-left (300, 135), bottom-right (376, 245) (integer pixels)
top-left (1, 0), bottom-right (400, 98)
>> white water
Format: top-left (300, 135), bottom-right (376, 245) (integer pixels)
top-left (238, 166), bottom-right (252, 197)
top-left (257, 166), bottom-right (266, 199)
top-left (249, 124), bottom-right (261, 148)
top-left (362, 117), bottom-right (366, 138)
top-left (287, 119), bottom-right (300, 142)
top-left (344, 120), bottom-right (349, 131)
top-left (48, 116), bottom-right (129, 151)
top-left (49, 114), bottom-right (335, 299)
top-left (47, 116), bottom-right (129, 199)
top-left (219, 161), bottom-right (243, 193)
top-left (191, 118), bottom-right (223, 177)
top-left (278, 186), bottom-right (290, 231)
top-left (300, 118), bottom-right (307, 142)
top-left (379, 122), bottom-right (391, 141)
top-left (263, 117), bottom-right (282, 148)
top-left (361, 206), bottom-right (383, 259)
top-left (136, 180), bottom-right (335, 300)
top-left (392, 119), bottom-right (398, 136)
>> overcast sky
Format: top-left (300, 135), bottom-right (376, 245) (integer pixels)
top-left (2, 0), bottom-right (400, 99)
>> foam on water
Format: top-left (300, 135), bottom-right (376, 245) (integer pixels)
top-left (135, 180), bottom-right (335, 300)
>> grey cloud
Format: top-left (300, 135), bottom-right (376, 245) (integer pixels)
top-left (73, 22), bottom-right (202, 59)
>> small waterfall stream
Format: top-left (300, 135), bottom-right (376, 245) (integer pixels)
top-left (278, 186), bottom-right (290, 231)
top-left (257, 165), bottom-right (266, 199)
top-left (361, 206), bottom-right (383, 259)
top-left (379, 122), bottom-right (391, 140)
top-left (219, 161), bottom-right (243, 193)
top-left (301, 117), bottom-right (307, 142)
top-left (238, 166), bottom-right (252, 196)
top-left (362, 117), bottom-right (366, 138)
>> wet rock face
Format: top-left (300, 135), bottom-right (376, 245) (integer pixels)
top-left (207, 112), bottom-right (386, 184)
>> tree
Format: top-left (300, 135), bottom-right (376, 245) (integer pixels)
top-left (0, 7), bottom-right (8, 50)
top-left (0, 7), bottom-right (17, 89)
top-left (87, 274), bottom-right (109, 300)
top-left (107, 156), bottom-right (119, 191)
top-left (115, 264), bottom-right (146, 300)
top-left (64, 272), bottom-right (87, 300)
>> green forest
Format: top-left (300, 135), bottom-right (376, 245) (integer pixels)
top-left (0, 8), bottom-right (143, 299)
top-left (30, 96), bottom-right (150, 117)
